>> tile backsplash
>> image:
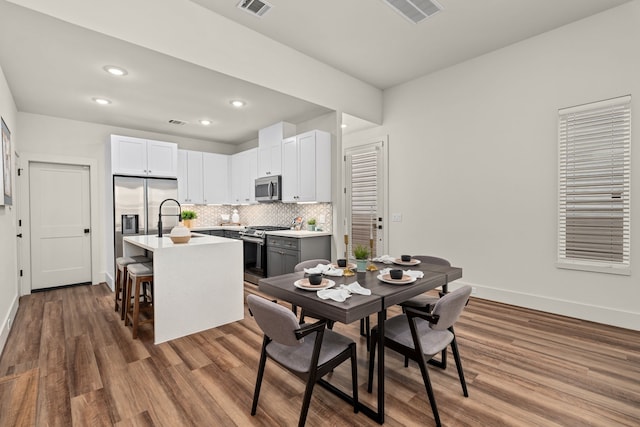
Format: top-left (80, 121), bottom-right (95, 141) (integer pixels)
top-left (185, 203), bottom-right (333, 231)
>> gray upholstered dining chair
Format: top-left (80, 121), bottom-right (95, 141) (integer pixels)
top-left (247, 294), bottom-right (358, 427)
top-left (367, 285), bottom-right (472, 427)
top-left (398, 255), bottom-right (451, 367)
top-left (399, 255), bottom-right (451, 311)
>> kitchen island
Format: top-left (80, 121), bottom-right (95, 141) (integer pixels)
top-left (123, 234), bottom-right (243, 344)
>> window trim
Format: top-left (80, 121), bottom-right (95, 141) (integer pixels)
top-left (557, 95), bottom-right (631, 276)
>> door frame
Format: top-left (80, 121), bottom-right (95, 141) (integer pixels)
top-left (18, 152), bottom-right (100, 296)
top-left (342, 135), bottom-right (389, 257)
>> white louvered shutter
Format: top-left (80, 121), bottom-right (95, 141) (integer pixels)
top-left (558, 95), bottom-right (631, 274)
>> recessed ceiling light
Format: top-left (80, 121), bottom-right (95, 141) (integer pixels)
top-left (230, 100), bottom-right (246, 108)
top-left (199, 119), bottom-right (212, 126)
top-left (92, 97), bottom-right (111, 105)
top-left (103, 65), bottom-right (128, 76)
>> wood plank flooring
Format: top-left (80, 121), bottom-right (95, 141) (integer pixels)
top-left (1, 283), bottom-right (639, 426)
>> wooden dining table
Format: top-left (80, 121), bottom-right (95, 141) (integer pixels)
top-left (258, 261), bottom-right (462, 424)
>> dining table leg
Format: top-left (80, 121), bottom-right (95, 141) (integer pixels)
top-left (378, 309), bottom-right (386, 423)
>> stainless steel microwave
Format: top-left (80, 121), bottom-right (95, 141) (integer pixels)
top-left (255, 175), bottom-right (281, 202)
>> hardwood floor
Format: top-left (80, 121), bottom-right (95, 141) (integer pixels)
top-left (1, 283), bottom-right (639, 426)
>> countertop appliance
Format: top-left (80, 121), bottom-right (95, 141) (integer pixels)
top-left (255, 175), bottom-right (281, 203)
top-left (240, 225), bottom-right (289, 284)
top-left (113, 176), bottom-right (178, 260)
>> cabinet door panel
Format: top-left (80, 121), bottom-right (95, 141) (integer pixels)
top-left (281, 137), bottom-right (298, 202)
top-left (297, 133), bottom-right (317, 202)
top-left (186, 151), bottom-right (204, 204)
top-left (281, 250), bottom-right (299, 275)
top-left (147, 140), bottom-right (178, 177)
top-left (203, 152), bottom-right (229, 204)
top-left (112, 136), bottom-right (147, 175)
top-left (177, 150), bottom-right (189, 203)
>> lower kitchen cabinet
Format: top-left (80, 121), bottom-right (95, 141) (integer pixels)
top-left (266, 235), bottom-right (330, 277)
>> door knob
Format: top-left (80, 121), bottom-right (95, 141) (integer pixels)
top-left (84, 228), bottom-right (90, 234)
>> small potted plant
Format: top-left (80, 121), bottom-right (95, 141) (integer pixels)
top-left (353, 244), bottom-right (370, 272)
top-left (307, 218), bottom-right (317, 231)
top-left (181, 210), bottom-right (197, 228)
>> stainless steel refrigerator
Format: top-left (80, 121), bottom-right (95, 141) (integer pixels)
top-left (113, 176), bottom-right (179, 259)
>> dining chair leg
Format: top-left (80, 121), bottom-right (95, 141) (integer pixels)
top-left (350, 343), bottom-right (359, 413)
top-left (450, 336), bottom-right (469, 397)
top-left (367, 329), bottom-right (378, 393)
top-left (416, 354), bottom-right (441, 427)
top-left (251, 338), bottom-right (269, 416)
top-left (298, 374), bottom-right (317, 427)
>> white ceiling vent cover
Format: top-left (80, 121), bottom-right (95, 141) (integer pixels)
top-left (237, 0), bottom-right (273, 17)
top-left (383, 0), bottom-right (443, 24)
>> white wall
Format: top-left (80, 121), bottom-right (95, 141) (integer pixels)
top-left (0, 66), bottom-right (18, 354)
top-left (347, 1), bottom-right (640, 330)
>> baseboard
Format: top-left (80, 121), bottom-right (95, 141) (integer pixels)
top-left (452, 280), bottom-right (640, 331)
top-left (0, 295), bottom-right (20, 358)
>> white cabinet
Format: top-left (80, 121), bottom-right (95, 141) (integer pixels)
top-left (111, 135), bottom-right (177, 177)
top-left (178, 150), bottom-right (230, 205)
top-left (282, 130), bottom-right (331, 203)
top-left (230, 148), bottom-right (258, 204)
top-left (202, 152), bottom-right (229, 204)
top-left (177, 150), bottom-right (204, 204)
top-left (257, 121), bottom-right (296, 177)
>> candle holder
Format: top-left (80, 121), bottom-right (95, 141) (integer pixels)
top-left (343, 234), bottom-right (355, 276)
top-left (367, 238), bottom-right (378, 271)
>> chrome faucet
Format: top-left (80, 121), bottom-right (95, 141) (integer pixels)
top-left (158, 198), bottom-right (182, 237)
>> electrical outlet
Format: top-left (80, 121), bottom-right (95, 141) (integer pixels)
top-left (472, 287), bottom-right (477, 294)
top-left (318, 214), bottom-right (326, 224)
top-left (391, 213), bottom-right (402, 222)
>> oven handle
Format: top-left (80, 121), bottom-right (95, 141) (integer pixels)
top-left (241, 236), bottom-right (265, 245)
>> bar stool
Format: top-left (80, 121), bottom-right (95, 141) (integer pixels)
top-left (115, 256), bottom-right (150, 320)
top-left (125, 262), bottom-right (154, 339)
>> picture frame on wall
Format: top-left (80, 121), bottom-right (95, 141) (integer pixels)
top-left (1, 117), bottom-right (12, 206)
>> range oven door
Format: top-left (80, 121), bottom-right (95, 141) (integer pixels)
top-left (241, 235), bottom-right (267, 284)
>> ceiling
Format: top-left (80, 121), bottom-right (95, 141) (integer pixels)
top-left (0, 0), bottom-right (631, 145)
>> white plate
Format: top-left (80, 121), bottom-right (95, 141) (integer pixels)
top-left (377, 274), bottom-right (417, 285)
top-left (392, 258), bottom-right (421, 266)
top-left (294, 278), bottom-right (336, 291)
top-left (330, 262), bottom-right (357, 270)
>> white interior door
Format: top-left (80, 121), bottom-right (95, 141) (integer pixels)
top-left (30, 162), bottom-right (91, 290)
top-left (345, 141), bottom-right (386, 257)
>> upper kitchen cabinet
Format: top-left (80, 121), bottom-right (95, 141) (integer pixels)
top-left (230, 148), bottom-right (258, 205)
top-left (257, 121), bottom-right (296, 177)
top-left (178, 150), bottom-right (230, 205)
top-left (111, 135), bottom-right (178, 178)
top-left (177, 150), bottom-right (204, 204)
top-left (202, 152), bottom-right (229, 204)
top-left (282, 130), bottom-right (331, 203)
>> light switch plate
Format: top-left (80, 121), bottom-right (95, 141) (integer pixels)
top-left (392, 213), bottom-right (402, 222)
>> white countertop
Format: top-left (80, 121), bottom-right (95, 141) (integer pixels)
top-left (123, 234), bottom-right (237, 251)
top-left (265, 230), bottom-right (332, 238)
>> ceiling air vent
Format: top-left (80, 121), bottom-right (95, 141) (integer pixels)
top-left (237, 0), bottom-right (273, 18)
top-left (168, 119), bottom-right (187, 126)
top-left (383, 0), bottom-right (443, 24)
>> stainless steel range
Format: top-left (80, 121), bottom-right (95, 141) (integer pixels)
top-left (240, 226), bottom-right (290, 284)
